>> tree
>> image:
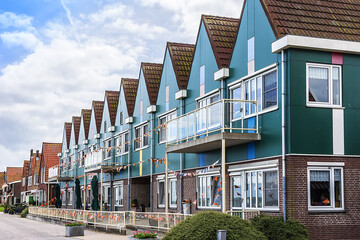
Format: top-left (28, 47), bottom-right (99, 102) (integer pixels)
top-left (75, 178), bottom-right (82, 209)
top-left (91, 175), bottom-right (99, 210)
top-left (55, 184), bottom-right (62, 208)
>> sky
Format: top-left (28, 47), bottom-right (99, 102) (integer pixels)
top-left (0, 0), bottom-right (243, 171)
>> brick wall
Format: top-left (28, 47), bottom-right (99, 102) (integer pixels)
top-left (286, 155), bottom-right (360, 240)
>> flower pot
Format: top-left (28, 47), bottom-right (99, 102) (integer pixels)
top-left (131, 203), bottom-right (137, 207)
top-left (128, 237), bottom-right (159, 240)
top-left (65, 226), bottom-right (84, 237)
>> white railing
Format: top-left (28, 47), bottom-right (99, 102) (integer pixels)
top-left (48, 165), bottom-right (59, 179)
top-left (226, 210), bottom-right (260, 220)
top-left (85, 149), bottom-right (104, 170)
top-left (166, 99), bottom-right (259, 146)
top-left (28, 207), bottom-right (191, 231)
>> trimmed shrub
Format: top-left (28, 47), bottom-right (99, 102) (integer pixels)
top-left (20, 207), bottom-right (28, 218)
top-left (251, 214), bottom-right (309, 240)
top-left (0, 206), bottom-right (4, 212)
top-left (163, 211), bottom-right (266, 240)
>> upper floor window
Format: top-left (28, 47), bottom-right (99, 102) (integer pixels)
top-left (308, 165), bottom-right (344, 211)
top-left (158, 110), bottom-right (176, 143)
top-left (104, 121), bottom-right (107, 133)
top-left (28, 176), bottom-right (32, 186)
top-left (119, 111), bottom-right (123, 125)
top-left (115, 131), bottom-right (129, 155)
top-left (140, 100), bottom-right (143, 122)
top-left (22, 177), bottom-right (25, 187)
top-left (200, 65), bottom-right (205, 96)
top-left (197, 92), bottom-right (220, 132)
top-left (104, 139), bottom-right (111, 159)
top-left (134, 123), bottom-right (149, 150)
top-left (231, 68), bottom-right (277, 120)
top-left (165, 85), bottom-right (170, 111)
top-left (307, 63), bottom-right (341, 107)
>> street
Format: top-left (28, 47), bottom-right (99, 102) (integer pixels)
top-left (0, 212), bottom-right (131, 239)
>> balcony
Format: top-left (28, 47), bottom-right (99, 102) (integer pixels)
top-left (84, 149), bottom-right (122, 173)
top-left (165, 99), bottom-right (261, 153)
top-left (48, 165), bottom-right (73, 182)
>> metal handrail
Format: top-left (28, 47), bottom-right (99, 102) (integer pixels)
top-left (165, 99), bottom-right (259, 146)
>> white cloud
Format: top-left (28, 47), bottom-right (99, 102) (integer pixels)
top-left (0, 12), bottom-right (33, 29)
top-left (0, 31), bottom-right (41, 50)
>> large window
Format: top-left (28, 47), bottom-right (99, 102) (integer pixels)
top-left (115, 131), bottom-right (130, 155)
top-left (115, 183), bottom-right (124, 206)
top-left (307, 63), bottom-right (341, 107)
top-left (308, 166), bottom-right (344, 211)
top-left (170, 178), bottom-right (177, 208)
top-left (159, 111), bottom-right (176, 143)
top-left (158, 180), bottom-right (166, 207)
top-left (134, 123), bottom-right (149, 150)
top-left (197, 174), bottom-right (221, 208)
top-left (197, 92), bottom-right (220, 132)
top-left (102, 185), bottom-right (111, 205)
top-left (231, 69), bottom-right (277, 120)
top-left (157, 177), bottom-right (176, 208)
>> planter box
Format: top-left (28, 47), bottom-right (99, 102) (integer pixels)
top-left (65, 226), bottom-right (84, 237)
top-left (128, 237), bottom-right (159, 240)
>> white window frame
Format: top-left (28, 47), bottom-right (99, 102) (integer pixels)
top-left (307, 166), bottom-right (344, 211)
top-left (68, 189), bottom-right (73, 205)
top-left (134, 123), bottom-right (149, 151)
top-left (114, 182), bottom-right (124, 207)
top-left (158, 110), bottom-right (177, 144)
top-left (157, 175), bottom-right (176, 208)
top-left (169, 178), bottom-right (177, 209)
top-left (230, 68), bottom-right (278, 122)
top-left (79, 149), bottom-right (85, 167)
top-left (103, 138), bottom-right (111, 159)
top-left (22, 177), bottom-right (25, 187)
top-left (34, 174), bottom-right (38, 186)
top-left (28, 176), bottom-right (32, 186)
top-left (197, 171), bottom-right (221, 209)
top-left (306, 63), bottom-right (342, 108)
top-left (119, 111), bottom-right (124, 125)
top-left (115, 131), bottom-right (130, 156)
top-left (196, 91), bottom-right (221, 133)
top-left (102, 184), bottom-right (111, 205)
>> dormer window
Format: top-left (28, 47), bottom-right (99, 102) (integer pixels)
top-left (104, 121), bottom-right (107, 133)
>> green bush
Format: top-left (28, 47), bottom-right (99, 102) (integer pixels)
top-left (251, 215), bottom-right (309, 240)
top-left (163, 211), bottom-right (266, 240)
top-left (0, 207), bottom-right (4, 212)
top-left (20, 207), bottom-right (28, 218)
top-left (65, 222), bottom-right (83, 227)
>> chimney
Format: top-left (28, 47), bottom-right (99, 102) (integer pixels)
top-left (30, 149), bottom-right (33, 158)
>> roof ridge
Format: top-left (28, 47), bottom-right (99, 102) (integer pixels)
top-left (105, 90), bottom-right (120, 126)
top-left (81, 109), bottom-right (92, 140)
top-left (92, 101), bottom-right (104, 134)
top-left (64, 122), bottom-right (72, 149)
top-left (122, 78), bottom-right (139, 117)
top-left (72, 116), bottom-right (81, 145)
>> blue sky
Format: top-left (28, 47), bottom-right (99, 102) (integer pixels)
top-left (0, 0), bottom-right (242, 171)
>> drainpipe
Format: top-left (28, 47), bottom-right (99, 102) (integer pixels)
top-left (150, 112), bottom-right (155, 212)
top-left (281, 50), bottom-right (287, 223)
top-left (127, 123), bottom-right (132, 211)
top-left (180, 98), bottom-right (184, 213)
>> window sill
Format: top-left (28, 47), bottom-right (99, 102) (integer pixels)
top-left (306, 103), bottom-right (344, 109)
top-left (244, 207), bottom-right (279, 212)
top-left (197, 206), bottom-right (221, 210)
top-left (308, 209), bottom-right (345, 213)
top-left (116, 153), bottom-right (129, 157)
top-left (134, 146), bottom-right (149, 152)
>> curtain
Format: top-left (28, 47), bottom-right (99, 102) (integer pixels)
top-left (310, 170), bottom-right (330, 182)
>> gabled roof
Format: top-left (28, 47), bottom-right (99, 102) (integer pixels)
top-left (6, 167), bottom-right (23, 183)
top-left (122, 78), bottom-right (139, 117)
top-left (92, 101), bottom-right (104, 134)
top-left (260, 0), bottom-right (360, 42)
top-left (72, 116), bottom-right (81, 145)
top-left (141, 62), bottom-right (163, 105)
top-left (201, 15), bottom-right (240, 68)
top-left (64, 122), bottom-right (72, 149)
top-left (0, 172), bottom-right (5, 186)
top-left (105, 91), bottom-right (120, 126)
top-left (41, 143), bottom-right (62, 162)
top-left (81, 109), bottom-right (92, 139)
top-left (167, 42), bottom-right (195, 90)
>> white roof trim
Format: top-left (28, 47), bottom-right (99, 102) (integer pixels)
top-left (307, 162), bottom-right (345, 167)
top-left (272, 35), bottom-right (360, 54)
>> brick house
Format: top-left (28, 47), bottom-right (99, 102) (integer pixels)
top-left (4, 167), bottom-right (23, 205)
top-left (20, 160), bottom-right (30, 202)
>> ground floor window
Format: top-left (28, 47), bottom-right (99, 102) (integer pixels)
top-left (67, 189), bottom-right (73, 205)
top-left (158, 179), bottom-right (165, 208)
top-left (170, 178), bottom-right (177, 208)
top-left (197, 174), bottom-right (221, 208)
top-left (308, 166), bottom-right (344, 210)
top-left (62, 189), bottom-right (66, 205)
top-left (115, 183), bottom-right (124, 206)
top-left (157, 176), bottom-right (177, 208)
top-left (102, 185), bottom-right (110, 205)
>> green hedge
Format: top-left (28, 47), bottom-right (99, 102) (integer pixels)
top-left (163, 211), bottom-right (266, 240)
top-left (251, 215), bottom-right (309, 240)
top-left (20, 207), bottom-right (28, 218)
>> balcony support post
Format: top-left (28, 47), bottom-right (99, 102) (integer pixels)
top-left (100, 169), bottom-right (103, 212)
top-left (221, 139), bottom-right (226, 213)
top-left (84, 173), bottom-right (86, 211)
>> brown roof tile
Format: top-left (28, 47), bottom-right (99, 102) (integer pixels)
top-left (6, 167), bottom-right (23, 183)
top-left (261, 0), bottom-right (360, 42)
top-left (64, 122), bottom-right (72, 149)
top-left (72, 116), bottom-right (81, 145)
top-left (167, 42), bottom-right (195, 90)
top-left (0, 171), bottom-right (6, 186)
top-left (202, 15), bottom-right (240, 68)
top-left (122, 78), bottom-right (139, 117)
top-left (141, 63), bottom-right (163, 105)
top-left (105, 91), bottom-right (120, 126)
top-left (81, 109), bottom-right (91, 139)
top-left (92, 101), bottom-right (104, 133)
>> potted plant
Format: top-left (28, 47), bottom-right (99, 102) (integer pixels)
top-left (65, 222), bottom-right (84, 237)
top-left (129, 231), bottom-right (159, 240)
top-left (8, 208), bottom-right (15, 215)
top-left (131, 199), bottom-right (138, 207)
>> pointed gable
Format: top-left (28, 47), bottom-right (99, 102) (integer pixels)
top-left (6, 167), bottom-right (23, 183)
top-left (167, 42), bottom-right (195, 90)
top-left (72, 116), bottom-right (81, 145)
top-left (81, 109), bottom-right (91, 139)
top-left (64, 122), bottom-right (72, 149)
top-left (260, 0), bottom-right (360, 42)
top-left (93, 101), bottom-right (104, 134)
top-left (22, 160), bottom-right (30, 178)
top-left (141, 62), bottom-right (163, 105)
top-left (122, 78), bottom-right (139, 117)
top-left (105, 91), bottom-right (120, 126)
top-left (202, 15), bottom-right (240, 68)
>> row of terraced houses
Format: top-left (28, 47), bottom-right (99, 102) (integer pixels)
top-left (2, 1), bottom-right (360, 239)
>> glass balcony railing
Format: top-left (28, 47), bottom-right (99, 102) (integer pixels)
top-left (84, 149), bottom-right (121, 171)
top-left (166, 99), bottom-right (259, 146)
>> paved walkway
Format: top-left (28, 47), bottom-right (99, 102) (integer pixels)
top-left (0, 212), bottom-right (132, 239)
